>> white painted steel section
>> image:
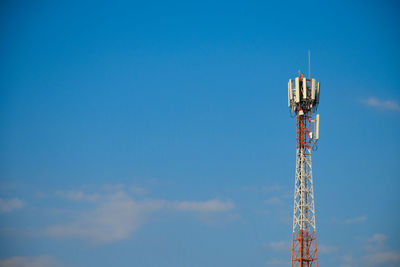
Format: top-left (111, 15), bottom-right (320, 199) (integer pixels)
top-left (292, 148), bottom-right (316, 233)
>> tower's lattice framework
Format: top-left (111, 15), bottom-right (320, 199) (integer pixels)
top-left (288, 54), bottom-right (320, 267)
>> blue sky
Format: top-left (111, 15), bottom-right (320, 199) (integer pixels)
top-left (0, 0), bottom-right (399, 266)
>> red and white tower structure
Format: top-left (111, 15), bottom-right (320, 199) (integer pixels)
top-left (288, 51), bottom-right (320, 267)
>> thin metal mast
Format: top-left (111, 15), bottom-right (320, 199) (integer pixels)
top-left (287, 53), bottom-right (320, 267)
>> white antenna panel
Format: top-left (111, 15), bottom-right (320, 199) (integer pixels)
top-left (302, 78), bottom-right (307, 100)
top-left (295, 77), bottom-right (300, 103)
top-left (315, 114), bottom-right (320, 140)
top-left (288, 79), bottom-right (293, 107)
top-left (316, 82), bottom-right (320, 104)
top-left (311, 79), bottom-right (316, 100)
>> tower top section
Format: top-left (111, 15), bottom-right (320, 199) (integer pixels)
top-left (288, 75), bottom-right (320, 114)
top-left (287, 51), bottom-right (321, 147)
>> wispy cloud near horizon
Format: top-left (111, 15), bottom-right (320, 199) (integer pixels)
top-left (362, 97), bottom-right (400, 111)
top-left (47, 187), bottom-right (236, 244)
top-left (172, 199), bottom-right (234, 212)
top-left (319, 244), bottom-right (339, 254)
top-left (363, 233), bottom-right (400, 267)
top-left (0, 198), bottom-right (25, 213)
top-left (47, 191), bottom-right (159, 244)
top-left (266, 241), bottom-right (289, 252)
top-left (344, 215), bottom-right (367, 224)
top-left (0, 255), bottom-right (61, 267)
top-left (334, 215), bottom-right (367, 225)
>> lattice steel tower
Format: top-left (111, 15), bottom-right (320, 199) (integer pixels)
top-left (288, 51), bottom-right (320, 267)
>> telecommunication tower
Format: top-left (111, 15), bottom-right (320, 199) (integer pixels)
top-left (288, 51), bottom-right (320, 267)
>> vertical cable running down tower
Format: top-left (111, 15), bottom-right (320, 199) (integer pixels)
top-left (288, 51), bottom-right (320, 267)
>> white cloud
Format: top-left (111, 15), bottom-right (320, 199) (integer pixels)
top-left (0, 255), bottom-right (61, 267)
top-left (172, 199), bottom-right (234, 212)
top-left (364, 250), bottom-right (400, 267)
top-left (130, 185), bottom-right (148, 195)
top-left (0, 198), bottom-right (25, 213)
top-left (335, 215), bottom-right (367, 224)
top-left (340, 254), bottom-right (355, 267)
top-left (103, 184), bottom-right (125, 191)
top-left (345, 215), bottom-right (367, 224)
top-left (362, 97), bottom-right (400, 111)
top-left (47, 192), bottom-right (164, 244)
top-left (46, 189), bottom-right (235, 244)
top-left (264, 197), bottom-right (282, 205)
top-left (338, 234), bottom-right (400, 267)
top-left (363, 233), bottom-right (400, 267)
top-left (266, 258), bottom-right (286, 266)
top-left (56, 190), bottom-right (99, 202)
top-left (261, 185), bottom-right (282, 193)
top-left (266, 241), bottom-right (289, 252)
top-left (319, 244), bottom-right (338, 254)
top-left (368, 233), bottom-right (387, 245)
